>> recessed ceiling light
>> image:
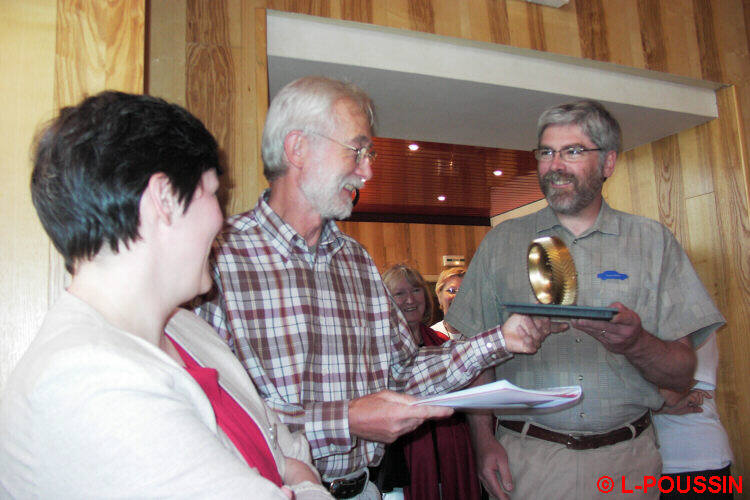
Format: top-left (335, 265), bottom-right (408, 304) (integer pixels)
top-left (437, 195), bottom-right (446, 201)
top-left (493, 169), bottom-right (503, 176)
top-left (408, 143), bottom-right (419, 151)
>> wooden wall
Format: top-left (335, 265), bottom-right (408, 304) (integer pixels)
top-left (149, 0), bottom-right (750, 480)
top-left (1, 0), bottom-right (57, 393)
top-left (1, 0), bottom-right (144, 391)
top-left (337, 221), bottom-right (490, 276)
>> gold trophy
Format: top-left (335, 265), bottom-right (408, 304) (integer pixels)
top-left (503, 236), bottom-right (616, 319)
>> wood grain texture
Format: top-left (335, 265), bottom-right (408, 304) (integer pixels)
top-left (187, 0), bottom-right (237, 211)
top-left (407, 0), bottom-right (435, 33)
top-left (651, 135), bottom-right (688, 244)
top-left (2, 0), bottom-right (145, 390)
top-left (693, 0), bottom-right (723, 82)
top-left (51, 0), bottom-right (145, 305)
top-left (1, 0), bottom-right (57, 392)
top-left (575, 0), bottom-right (609, 61)
top-left (709, 87), bottom-right (750, 478)
top-left (340, 0), bottom-right (373, 23)
top-left (147, 0), bottom-right (187, 105)
top-left (337, 221), bottom-right (490, 276)
top-left (637, 0), bottom-right (667, 71)
top-left (483, 0), bottom-right (511, 45)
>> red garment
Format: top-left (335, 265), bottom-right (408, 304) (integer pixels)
top-left (402, 324), bottom-right (482, 500)
top-left (166, 335), bottom-right (284, 487)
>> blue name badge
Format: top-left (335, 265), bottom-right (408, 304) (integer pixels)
top-left (597, 270), bottom-right (628, 280)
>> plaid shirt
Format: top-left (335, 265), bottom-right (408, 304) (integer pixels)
top-left (196, 192), bottom-right (511, 478)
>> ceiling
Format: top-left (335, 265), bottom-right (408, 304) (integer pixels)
top-left (266, 11), bottom-right (724, 221)
top-left (269, 56), bottom-right (718, 153)
top-left (353, 138), bottom-right (540, 224)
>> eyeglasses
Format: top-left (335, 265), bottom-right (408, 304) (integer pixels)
top-left (533, 146), bottom-right (602, 162)
top-left (311, 132), bottom-right (377, 166)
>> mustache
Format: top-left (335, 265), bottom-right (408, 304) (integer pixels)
top-left (541, 171), bottom-right (577, 186)
top-left (342, 176), bottom-right (366, 190)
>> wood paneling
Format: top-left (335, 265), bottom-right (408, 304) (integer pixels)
top-left (151, 0), bottom-right (750, 479)
top-left (338, 220), bottom-right (490, 277)
top-left (2, 0), bottom-right (145, 389)
top-left (1, 0), bottom-right (57, 392)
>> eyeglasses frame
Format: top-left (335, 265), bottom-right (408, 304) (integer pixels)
top-left (533, 146), bottom-right (602, 162)
top-left (310, 131), bottom-right (377, 166)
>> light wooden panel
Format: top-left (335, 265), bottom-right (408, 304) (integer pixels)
top-left (147, 0), bottom-right (187, 106)
top-left (1, 0), bottom-right (145, 392)
top-left (338, 220), bottom-right (490, 277)
top-left (708, 87), bottom-right (750, 476)
top-left (162, 0), bottom-right (750, 478)
top-left (50, 0), bottom-right (146, 304)
top-left (0, 0), bottom-right (57, 392)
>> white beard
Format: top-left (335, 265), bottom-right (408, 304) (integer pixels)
top-left (300, 162), bottom-right (363, 220)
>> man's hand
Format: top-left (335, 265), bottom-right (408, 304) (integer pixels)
top-left (658, 388), bottom-right (712, 415)
top-left (572, 302), bottom-right (696, 391)
top-left (572, 302), bottom-right (644, 354)
top-left (348, 390), bottom-right (453, 443)
top-left (473, 433), bottom-right (514, 500)
top-left (501, 314), bottom-right (569, 353)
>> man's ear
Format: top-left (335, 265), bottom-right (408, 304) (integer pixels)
top-left (602, 151), bottom-right (617, 179)
top-left (283, 131), bottom-right (308, 171)
top-left (144, 172), bottom-right (178, 225)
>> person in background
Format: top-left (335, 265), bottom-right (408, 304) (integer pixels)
top-left (0, 91), bottom-right (329, 499)
top-left (382, 264), bottom-right (482, 500)
top-left (195, 76), bottom-right (565, 498)
top-left (447, 99), bottom-right (725, 499)
top-left (654, 332), bottom-right (734, 499)
top-left (431, 267), bottom-right (466, 340)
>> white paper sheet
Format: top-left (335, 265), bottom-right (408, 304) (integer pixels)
top-left (412, 380), bottom-right (582, 409)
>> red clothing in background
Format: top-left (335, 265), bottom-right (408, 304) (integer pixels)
top-left (401, 324), bottom-right (482, 500)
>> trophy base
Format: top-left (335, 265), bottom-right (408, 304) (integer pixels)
top-left (503, 302), bottom-right (617, 320)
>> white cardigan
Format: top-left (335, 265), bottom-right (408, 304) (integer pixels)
top-left (0, 292), bottom-right (330, 499)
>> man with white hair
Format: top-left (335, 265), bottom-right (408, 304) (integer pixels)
top-left (196, 76), bottom-right (565, 498)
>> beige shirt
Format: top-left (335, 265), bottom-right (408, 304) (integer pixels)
top-left (448, 202), bottom-right (725, 432)
top-left (0, 292), bottom-right (331, 499)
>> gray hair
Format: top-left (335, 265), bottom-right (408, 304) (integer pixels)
top-left (537, 100), bottom-right (622, 155)
top-left (261, 76), bottom-right (375, 182)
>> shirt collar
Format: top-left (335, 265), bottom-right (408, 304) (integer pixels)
top-left (253, 189), bottom-right (346, 258)
top-left (535, 199), bottom-right (620, 237)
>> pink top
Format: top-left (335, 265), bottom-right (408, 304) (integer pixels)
top-left (167, 335), bottom-right (284, 487)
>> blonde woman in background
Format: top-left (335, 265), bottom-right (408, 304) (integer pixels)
top-left (381, 264), bottom-right (482, 500)
top-left (431, 267), bottom-right (466, 340)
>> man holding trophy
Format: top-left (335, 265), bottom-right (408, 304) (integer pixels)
top-left (446, 100), bottom-right (725, 499)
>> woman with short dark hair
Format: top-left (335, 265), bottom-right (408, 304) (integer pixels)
top-left (0, 91), bottom-right (330, 499)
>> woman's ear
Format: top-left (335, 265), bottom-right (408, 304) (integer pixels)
top-left (144, 172), bottom-right (178, 225)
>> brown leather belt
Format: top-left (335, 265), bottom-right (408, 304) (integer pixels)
top-left (499, 412), bottom-right (651, 450)
top-left (322, 469), bottom-right (369, 499)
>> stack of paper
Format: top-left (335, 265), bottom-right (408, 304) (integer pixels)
top-left (412, 380), bottom-right (582, 410)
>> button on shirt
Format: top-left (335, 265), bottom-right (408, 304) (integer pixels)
top-left (447, 202), bottom-right (725, 433)
top-left (196, 192), bottom-right (511, 478)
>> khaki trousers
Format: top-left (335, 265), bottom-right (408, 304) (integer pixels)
top-left (495, 424), bottom-right (662, 500)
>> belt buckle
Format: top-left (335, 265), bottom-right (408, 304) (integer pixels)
top-left (328, 471), bottom-right (368, 499)
top-left (565, 434), bottom-right (585, 450)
